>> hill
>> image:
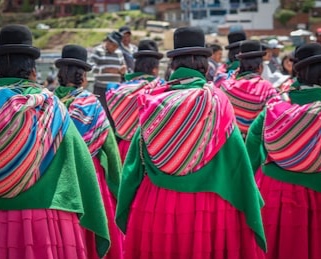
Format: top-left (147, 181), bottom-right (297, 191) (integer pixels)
top-left (0, 11), bottom-right (154, 50)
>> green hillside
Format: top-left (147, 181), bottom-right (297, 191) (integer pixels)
top-left (0, 11), bottom-right (154, 49)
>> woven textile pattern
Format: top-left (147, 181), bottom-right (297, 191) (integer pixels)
top-left (0, 87), bottom-right (69, 198)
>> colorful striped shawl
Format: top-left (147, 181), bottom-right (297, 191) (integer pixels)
top-left (0, 84), bottom-right (69, 198)
top-left (264, 95), bottom-right (321, 173)
top-left (137, 82), bottom-right (235, 176)
top-left (106, 77), bottom-right (163, 141)
top-left (55, 86), bottom-right (109, 157)
top-left (219, 73), bottom-right (277, 137)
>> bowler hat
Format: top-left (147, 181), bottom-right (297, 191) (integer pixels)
top-left (294, 43), bottom-right (321, 72)
top-left (0, 24), bottom-right (40, 59)
top-left (119, 26), bottom-right (131, 35)
top-left (167, 27), bottom-right (212, 58)
top-left (55, 44), bottom-right (92, 71)
top-left (133, 39), bottom-right (163, 59)
top-left (225, 31), bottom-right (246, 50)
top-left (236, 40), bottom-right (266, 59)
top-left (105, 31), bottom-right (122, 46)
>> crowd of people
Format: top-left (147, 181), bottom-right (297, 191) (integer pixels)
top-left (1, 22), bottom-right (321, 259)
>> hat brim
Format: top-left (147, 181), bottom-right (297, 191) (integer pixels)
top-left (167, 47), bottom-right (212, 58)
top-left (294, 55), bottom-right (321, 71)
top-left (0, 44), bottom-right (40, 59)
top-left (236, 51), bottom-right (266, 59)
top-left (55, 58), bottom-right (92, 71)
top-left (133, 50), bottom-right (163, 59)
top-left (225, 41), bottom-right (243, 50)
top-left (105, 36), bottom-right (119, 46)
top-left (121, 30), bottom-right (131, 35)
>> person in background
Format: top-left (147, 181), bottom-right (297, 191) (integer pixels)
top-left (44, 74), bottom-right (57, 91)
top-left (281, 54), bottom-right (294, 76)
top-left (206, 43), bottom-right (222, 81)
top-left (214, 30), bottom-right (246, 85)
top-left (261, 43), bottom-right (290, 90)
top-left (315, 28), bottom-right (321, 44)
top-left (119, 26), bottom-right (138, 55)
top-left (217, 40), bottom-right (277, 139)
top-left (90, 31), bottom-right (127, 130)
top-left (267, 38), bottom-right (284, 72)
top-left (0, 24), bottom-right (110, 259)
top-left (116, 26), bottom-right (266, 259)
top-left (106, 39), bottom-right (164, 163)
top-left (118, 26), bottom-right (137, 73)
top-left (54, 44), bottom-right (123, 259)
top-left (246, 42), bottom-right (321, 259)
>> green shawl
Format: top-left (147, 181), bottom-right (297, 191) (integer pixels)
top-left (55, 86), bottom-right (122, 199)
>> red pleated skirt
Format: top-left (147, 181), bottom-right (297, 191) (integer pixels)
top-left (0, 209), bottom-right (87, 259)
top-left (84, 157), bottom-right (124, 259)
top-left (118, 140), bottom-right (131, 164)
top-left (256, 168), bottom-right (321, 259)
top-left (123, 175), bottom-right (265, 259)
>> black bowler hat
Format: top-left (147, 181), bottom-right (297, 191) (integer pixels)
top-left (167, 27), bottom-right (212, 58)
top-left (236, 40), bottom-right (266, 59)
top-left (55, 44), bottom-right (92, 71)
top-left (294, 43), bottom-right (321, 71)
top-left (225, 31), bottom-right (246, 50)
top-left (0, 24), bottom-right (40, 59)
top-left (133, 39), bottom-right (163, 59)
top-left (104, 31), bottom-right (122, 45)
top-left (119, 26), bottom-right (131, 35)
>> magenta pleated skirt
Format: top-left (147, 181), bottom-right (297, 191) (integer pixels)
top-left (123, 175), bottom-right (265, 259)
top-left (0, 209), bottom-right (87, 259)
top-left (84, 157), bottom-right (124, 259)
top-left (256, 168), bottom-right (321, 259)
top-left (118, 140), bottom-right (131, 164)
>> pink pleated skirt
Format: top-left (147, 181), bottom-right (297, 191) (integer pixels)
top-left (124, 175), bottom-right (265, 259)
top-left (0, 209), bottom-right (87, 259)
top-left (256, 168), bottom-right (321, 259)
top-left (84, 157), bottom-right (124, 259)
top-left (118, 140), bottom-right (131, 164)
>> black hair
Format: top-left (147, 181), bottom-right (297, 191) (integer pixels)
top-left (239, 57), bottom-right (263, 74)
top-left (134, 56), bottom-right (160, 75)
top-left (228, 47), bottom-right (240, 62)
top-left (0, 54), bottom-right (36, 79)
top-left (57, 65), bottom-right (85, 87)
top-left (207, 43), bottom-right (222, 53)
top-left (296, 63), bottom-right (321, 86)
top-left (171, 55), bottom-right (209, 76)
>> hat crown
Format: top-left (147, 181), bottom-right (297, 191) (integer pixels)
top-left (240, 40), bottom-right (263, 53)
top-left (107, 31), bottom-right (122, 44)
top-left (61, 44), bottom-right (88, 62)
top-left (173, 27), bottom-right (205, 49)
top-left (227, 31), bottom-right (246, 45)
top-left (0, 24), bottom-right (32, 45)
top-left (119, 26), bottom-right (131, 34)
top-left (137, 39), bottom-right (159, 52)
top-left (295, 43), bottom-right (321, 62)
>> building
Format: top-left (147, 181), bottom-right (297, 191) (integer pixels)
top-left (180, 0), bottom-right (281, 33)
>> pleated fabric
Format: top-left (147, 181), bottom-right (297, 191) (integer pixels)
top-left (118, 140), bottom-right (131, 164)
top-left (256, 168), bottom-right (321, 259)
top-left (84, 157), bottom-right (124, 259)
top-left (0, 209), bottom-right (87, 259)
top-left (123, 176), bottom-right (265, 259)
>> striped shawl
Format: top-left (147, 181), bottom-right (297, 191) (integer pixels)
top-left (0, 85), bottom-right (69, 198)
top-left (57, 87), bottom-right (109, 157)
top-left (220, 73), bottom-right (277, 137)
top-left (106, 77), bottom-right (163, 141)
top-left (264, 95), bottom-right (321, 173)
top-left (137, 82), bottom-right (235, 176)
